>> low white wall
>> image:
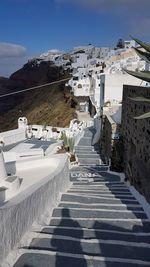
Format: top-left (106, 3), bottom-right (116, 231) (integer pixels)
top-left (0, 154), bottom-right (70, 263)
top-left (92, 117), bottom-right (101, 145)
top-left (15, 156), bottom-right (58, 172)
top-left (0, 129), bottom-right (26, 146)
top-left (4, 149), bottom-right (43, 163)
top-left (45, 141), bottom-right (63, 156)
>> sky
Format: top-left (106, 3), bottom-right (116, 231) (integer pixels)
top-left (0, 0), bottom-right (150, 77)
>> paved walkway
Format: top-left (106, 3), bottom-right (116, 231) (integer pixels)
top-left (76, 111), bottom-right (93, 124)
top-left (13, 127), bottom-right (150, 267)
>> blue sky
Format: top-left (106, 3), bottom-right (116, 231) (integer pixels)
top-left (0, 0), bottom-right (150, 77)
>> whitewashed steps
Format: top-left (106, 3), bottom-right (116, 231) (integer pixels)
top-left (76, 154), bottom-right (101, 159)
top-left (13, 151), bottom-right (150, 267)
top-left (52, 207), bottom-right (147, 220)
top-left (61, 193), bottom-right (140, 205)
top-left (13, 251), bottom-right (150, 267)
top-left (59, 202), bottom-right (144, 212)
top-left (49, 217), bottom-right (150, 232)
top-left (78, 158), bottom-right (101, 165)
top-left (27, 236), bottom-right (150, 262)
top-left (39, 226), bottom-right (150, 243)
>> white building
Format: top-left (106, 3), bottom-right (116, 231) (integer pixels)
top-left (105, 46), bottom-right (145, 74)
top-left (124, 40), bottom-right (137, 49)
top-left (71, 76), bottom-right (91, 97)
top-left (100, 73), bottom-right (144, 104)
top-left (72, 53), bottom-right (89, 69)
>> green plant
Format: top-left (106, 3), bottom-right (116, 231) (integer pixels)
top-left (124, 37), bottom-right (150, 83)
top-left (60, 131), bottom-right (74, 153)
top-left (60, 131), bottom-right (68, 146)
top-left (124, 37), bottom-right (150, 119)
top-left (110, 136), bottom-right (124, 172)
top-left (67, 137), bottom-right (74, 153)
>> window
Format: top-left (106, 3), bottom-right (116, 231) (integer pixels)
top-left (73, 77), bottom-right (78, 81)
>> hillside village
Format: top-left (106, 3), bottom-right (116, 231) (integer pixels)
top-left (0, 38), bottom-right (150, 266)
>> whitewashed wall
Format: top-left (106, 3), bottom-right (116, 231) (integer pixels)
top-left (0, 129), bottom-right (26, 146)
top-left (101, 74), bottom-right (142, 102)
top-left (0, 154), bottom-right (70, 263)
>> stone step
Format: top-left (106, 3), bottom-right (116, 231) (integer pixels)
top-left (69, 187), bottom-right (131, 192)
top-left (74, 146), bottom-right (95, 151)
top-left (78, 159), bottom-right (101, 165)
top-left (49, 217), bottom-right (150, 232)
top-left (63, 192), bottom-right (137, 200)
top-left (69, 187), bottom-right (132, 192)
top-left (67, 189), bottom-right (133, 194)
top-left (71, 184), bottom-right (128, 189)
top-left (61, 194), bottom-right (140, 205)
top-left (13, 251), bottom-right (150, 267)
top-left (28, 236), bottom-right (150, 262)
top-left (70, 177), bottom-right (118, 182)
top-left (72, 181), bottom-right (125, 186)
top-left (82, 135), bottom-right (93, 139)
top-left (59, 202), bottom-right (144, 211)
top-left (40, 225), bottom-right (150, 243)
top-left (76, 154), bottom-right (101, 159)
top-left (72, 181), bottom-right (120, 185)
top-left (78, 139), bottom-right (92, 146)
top-left (70, 171), bottom-right (120, 181)
top-left (70, 187), bottom-right (129, 192)
top-left (74, 147), bottom-right (99, 151)
top-left (83, 132), bottom-right (94, 137)
top-left (67, 191), bottom-right (133, 197)
top-left (70, 166), bottom-right (109, 172)
top-left (75, 151), bottom-right (100, 155)
top-left (52, 208), bottom-right (147, 219)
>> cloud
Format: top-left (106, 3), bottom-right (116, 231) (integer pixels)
top-left (48, 49), bottom-right (62, 53)
top-left (0, 42), bottom-right (27, 77)
top-left (56, 0), bottom-right (150, 12)
top-left (0, 42), bottom-right (27, 58)
top-left (56, 0), bottom-right (150, 38)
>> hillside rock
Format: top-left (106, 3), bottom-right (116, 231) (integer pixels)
top-left (0, 60), bottom-right (75, 132)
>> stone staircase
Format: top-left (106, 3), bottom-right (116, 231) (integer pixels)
top-left (11, 126), bottom-right (150, 267)
top-left (13, 166), bottom-right (150, 267)
top-left (74, 126), bottom-right (105, 166)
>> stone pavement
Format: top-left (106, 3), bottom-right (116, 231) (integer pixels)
top-left (12, 127), bottom-right (150, 267)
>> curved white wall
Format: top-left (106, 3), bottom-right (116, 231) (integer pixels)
top-left (0, 151), bottom-right (7, 181)
top-left (0, 154), bottom-right (70, 263)
top-left (0, 129), bottom-right (26, 146)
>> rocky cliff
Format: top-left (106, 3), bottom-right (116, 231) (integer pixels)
top-left (0, 60), bottom-right (76, 132)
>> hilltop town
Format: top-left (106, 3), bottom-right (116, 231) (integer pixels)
top-left (0, 39), bottom-right (147, 131)
top-left (0, 38), bottom-right (150, 266)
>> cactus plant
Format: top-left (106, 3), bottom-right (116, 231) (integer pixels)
top-left (124, 37), bottom-right (150, 82)
top-left (124, 37), bottom-right (150, 119)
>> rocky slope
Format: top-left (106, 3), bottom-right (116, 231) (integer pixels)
top-left (0, 60), bottom-right (76, 132)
